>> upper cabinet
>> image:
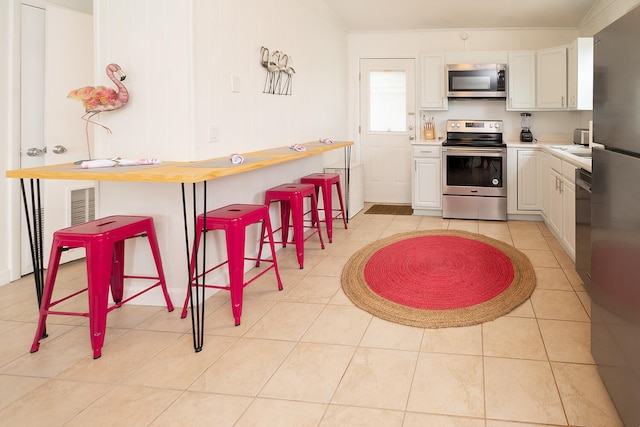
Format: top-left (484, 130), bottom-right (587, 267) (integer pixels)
top-left (507, 52), bottom-right (536, 111)
top-left (567, 37), bottom-right (594, 110)
top-left (536, 45), bottom-right (567, 109)
top-left (419, 54), bottom-right (447, 110)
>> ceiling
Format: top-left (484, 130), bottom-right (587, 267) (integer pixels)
top-left (323, 0), bottom-right (599, 31)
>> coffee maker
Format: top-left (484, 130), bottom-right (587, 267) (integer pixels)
top-left (520, 113), bottom-right (533, 142)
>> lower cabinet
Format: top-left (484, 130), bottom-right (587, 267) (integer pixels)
top-left (547, 153), bottom-right (577, 259)
top-left (507, 147), bottom-right (541, 215)
top-left (509, 147), bottom-right (577, 261)
top-left (412, 145), bottom-right (441, 212)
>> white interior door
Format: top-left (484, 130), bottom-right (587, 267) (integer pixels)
top-left (20, 3), bottom-right (94, 275)
top-left (360, 58), bottom-right (416, 204)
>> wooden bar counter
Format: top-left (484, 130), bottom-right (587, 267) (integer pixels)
top-left (7, 140), bottom-right (353, 352)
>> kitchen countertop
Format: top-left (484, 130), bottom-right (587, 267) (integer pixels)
top-left (505, 140), bottom-right (592, 172)
top-left (413, 139), bottom-right (592, 172)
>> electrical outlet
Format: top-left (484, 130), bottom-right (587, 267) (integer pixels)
top-left (208, 125), bottom-right (218, 143)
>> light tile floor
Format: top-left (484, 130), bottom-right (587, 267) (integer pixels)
top-left (0, 207), bottom-right (624, 426)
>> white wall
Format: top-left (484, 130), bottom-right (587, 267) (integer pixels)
top-left (91, 0), bottom-right (348, 302)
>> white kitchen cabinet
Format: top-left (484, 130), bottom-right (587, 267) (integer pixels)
top-left (539, 151), bottom-right (550, 218)
top-left (412, 145), bottom-right (441, 212)
top-left (517, 149), bottom-right (541, 210)
top-left (547, 167), bottom-right (563, 237)
top-left (419, 54), bottom-right (447, 110)
top-left (546, 152), bottom-right (577, 259)
top-left (567, 37), bottom-right (593, 110)
top-left (507, 52), bottom-right (536, 111)
top-left (507, 147), bottom-right (542, 216)
top-left (536, 45), bottom-right (567, 109)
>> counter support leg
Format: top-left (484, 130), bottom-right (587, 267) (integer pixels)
top-left (182, 182), bottom-right (207, 352)
top-left (20, 178), bottom-right (47, 339)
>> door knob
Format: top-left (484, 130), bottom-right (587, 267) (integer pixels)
top-left (409, 135), bottom-right (415, 140)
top-left (52, 145), bottom-right (67, 154)
top-left (25, 147), bottom-right (46, 157)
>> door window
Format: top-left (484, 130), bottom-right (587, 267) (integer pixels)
top-left (369, 70), bottom-right (407, 133)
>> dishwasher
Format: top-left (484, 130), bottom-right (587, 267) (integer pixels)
top-left (575, 168), bottom-right (591, 291)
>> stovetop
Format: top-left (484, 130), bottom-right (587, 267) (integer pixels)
top-left (443, 119), bottom-right (505, 147)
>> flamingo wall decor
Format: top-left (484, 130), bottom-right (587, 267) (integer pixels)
top-left (260, 47), bottom-right (294, 95)
top-left (67, 63), bottom-right (129, 159)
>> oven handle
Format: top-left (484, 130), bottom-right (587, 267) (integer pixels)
top-left (443, 148), bottom-right (506, 154)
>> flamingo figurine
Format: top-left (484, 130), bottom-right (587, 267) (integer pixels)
top-left (67, 63), bottom-right (129, 158)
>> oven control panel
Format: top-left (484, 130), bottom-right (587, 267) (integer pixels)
top-left (447, 120), bottom-right (502, 133)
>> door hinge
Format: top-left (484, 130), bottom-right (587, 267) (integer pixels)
top-left (358, 125), bottom-right (361, 134)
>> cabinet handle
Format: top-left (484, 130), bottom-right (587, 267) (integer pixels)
top-left (559, 180), bottom-right (563, 194)
top-left (561, 96), bottom-right (565, 107)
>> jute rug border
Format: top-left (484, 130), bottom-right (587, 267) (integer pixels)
top-left (340, 229), bottom-right (537, 328)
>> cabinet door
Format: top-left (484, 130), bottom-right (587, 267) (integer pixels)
top-left (517, 150), bottom-right (540, 210)
top-left (507, 52), bottom-right (536, 110)
top-left (547, 168), bottom-right (563, 236)
top-left (420, 54), bottom-right (447, 110)
top-left (412, 158), bottom-right (441, 209)
top-left (536, 46), bottom-right (567, 109)
top-left (567, 38), bottom-right (593, 110)
top-left (539, 151), bottom-right (550, 217)
top-left (562, 181), bottom-right (576, 259)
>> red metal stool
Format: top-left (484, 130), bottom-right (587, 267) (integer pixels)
top-left (259, 183), bottom-right (325, 269)
top-left (30, 215), bottom-right (174, 359)
top-left (300, 173), bottom-right (348, 243)
top-left (180, 204), bottom-right (283, 325)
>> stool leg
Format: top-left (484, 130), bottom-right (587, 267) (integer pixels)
top-left (311, 192), bottom-right (325, 251)
top-left (289, 195), bottom-right (305, 269)
top-left (280, 200), bottom-right (291, 247)
top-left (110, 240), bottom-right (125, 303)
top-left (30, 243), bottom-right (63, 353)
top-left (144, 221), bottom-right (174, 312)
top-left (264, 216), bottom-right (284, 291)
top-left (86, 242), bottom-right (113, 359)
top-left (181, 223), bottom-right (204, 318)
top-left (321, 182), bottom-right (334, 242)
top-left (256, 219), bottom-right (267, 268)
top-left (226, 225), bottom-right (245, 326)
top-left (334, 181), bottom-right (348, 230)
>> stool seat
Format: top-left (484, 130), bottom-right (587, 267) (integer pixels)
top-left (300, 173), bottom-right (348, 242)
top-left (30, 215), bottom-right (174, 359)
top-left (180, 204), bottom-right (282, 325)
top-left (260, 183), bottom-right (325, 269)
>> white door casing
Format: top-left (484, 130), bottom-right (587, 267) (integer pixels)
top-left (360, 58), bottom-right (416, 204)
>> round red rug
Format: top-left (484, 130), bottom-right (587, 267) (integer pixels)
top-left (342, 230), bottom-right (536, 328)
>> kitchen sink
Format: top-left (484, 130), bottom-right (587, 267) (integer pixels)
top-left (550, 145), bottom-right (592, 159)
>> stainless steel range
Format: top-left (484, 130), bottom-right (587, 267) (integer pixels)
top-left (442, 119), bottom-right (507, 221)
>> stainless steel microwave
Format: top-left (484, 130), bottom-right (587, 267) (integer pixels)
top-left (446, 63), bottom-right (506, 99)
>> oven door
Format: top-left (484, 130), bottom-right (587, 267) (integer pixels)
top-left (442, 147), bottom-right (507, 197)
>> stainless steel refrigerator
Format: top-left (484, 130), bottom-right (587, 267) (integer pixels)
top-left (592, 5), bottom-right (640, 426)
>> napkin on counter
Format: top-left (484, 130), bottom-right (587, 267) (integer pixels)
top-left (230, 154), bottom-right (244, 165)
top-left (319, 138), bottom-right (334, 144)
top-left (80, 158), bottom-right (161, 169)
top-left (289, 144), bottom-right (307, 152)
